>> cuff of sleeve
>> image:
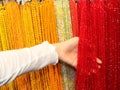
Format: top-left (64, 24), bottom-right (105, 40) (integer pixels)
top-left (30, 41), bottom-right (58, 69)
top-left (47, 42), bottom-right (59, 65)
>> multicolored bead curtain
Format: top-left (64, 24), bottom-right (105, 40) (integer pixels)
top-left (54, 0), bottom-right (75, 89)
top-left (0, 0), bottom-right (63, 90)
top-left (70, 0), bottom-right (120, 90)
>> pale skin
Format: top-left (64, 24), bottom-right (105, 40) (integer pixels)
top-left (54, 37), bottom-right (102, 68)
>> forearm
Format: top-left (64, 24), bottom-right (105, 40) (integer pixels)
top-left (0, 41), bottom-right (58, 86)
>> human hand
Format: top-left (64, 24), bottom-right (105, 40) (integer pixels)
top-left (54, 37), bottom-right (102, 68)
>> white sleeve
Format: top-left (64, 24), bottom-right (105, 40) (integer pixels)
top-left (0, 41), bottom-right (58, 86)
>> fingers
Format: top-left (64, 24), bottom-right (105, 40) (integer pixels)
top-left (96, 58), bottom-right (102, 69)
top-left (96, 58), bottom-right (102, 64)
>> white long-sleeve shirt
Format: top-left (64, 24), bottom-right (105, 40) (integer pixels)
top-left (0, 41), bottom-right (58, 86)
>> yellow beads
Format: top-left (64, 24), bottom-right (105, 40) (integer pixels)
top-left (0, 7), bottom-right (9, 50)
